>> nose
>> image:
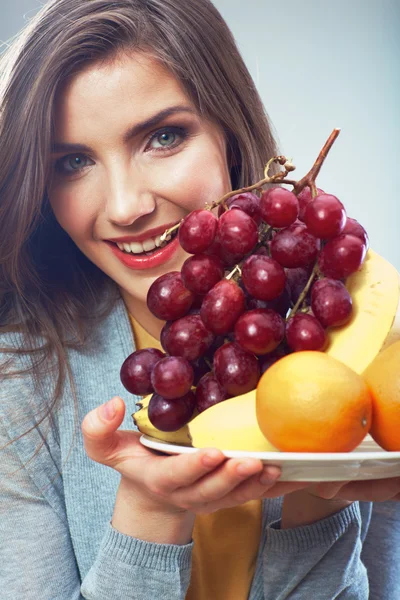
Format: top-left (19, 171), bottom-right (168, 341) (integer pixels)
top-left (105, 165), bottom-right (156, 226)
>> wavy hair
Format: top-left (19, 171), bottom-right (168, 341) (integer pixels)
top-left (0, 0), bottom-right (277, 434)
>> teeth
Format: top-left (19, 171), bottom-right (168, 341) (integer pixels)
top-left (129, 241), bottom-right (144, 254)
top-left (142, 238), bottom-right (156, 252)
top-left (115, 232), bottom-right (175, 255)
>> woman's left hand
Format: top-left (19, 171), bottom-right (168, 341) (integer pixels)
top-left (312, 478), bottom-right (400, 502)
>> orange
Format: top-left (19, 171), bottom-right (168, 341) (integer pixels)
top-left (363, 340), bottom-right (400, 451)
top-left (256, 351), bottom-right (372, 452)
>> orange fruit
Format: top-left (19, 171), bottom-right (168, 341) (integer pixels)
top-left (363, 340), bottom-right (400, 451)
top-left (256, 351), bottom-right (372, 452)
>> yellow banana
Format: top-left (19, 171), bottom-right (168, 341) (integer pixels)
top-left (325, 250), bottom-right (400, 374)
top-left (133, 390), bottom-right (277, 451)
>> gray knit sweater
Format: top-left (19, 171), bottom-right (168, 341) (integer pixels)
top-left (1, 297), bottom-right (399, 599)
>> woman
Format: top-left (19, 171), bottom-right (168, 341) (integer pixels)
top-left (1, 1), bottom-right (399, 598)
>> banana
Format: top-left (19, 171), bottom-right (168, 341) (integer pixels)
top-left (186, 391), bottom-right (277, 451)
top-left (133, 249), bottom-right (400, 451)
top-left (325, 250), bottom-right (400, 374)
top-left (133, 390), bottom-right (277, 451)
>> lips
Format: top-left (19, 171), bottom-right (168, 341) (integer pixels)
top-left (107, 232), bottom-right (181, 270)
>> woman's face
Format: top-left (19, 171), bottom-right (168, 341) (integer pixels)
top-left (48, 51), bottom-right (232, 323)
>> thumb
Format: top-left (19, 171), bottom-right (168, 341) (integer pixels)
top-left (81, 396), bottom-right (126, 466)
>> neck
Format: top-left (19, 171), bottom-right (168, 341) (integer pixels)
top-left (119, 287), bottom-right (164, 340)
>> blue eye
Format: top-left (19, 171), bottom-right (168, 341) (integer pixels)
top-left (55, 153), bottom-right (94, 176)
top-left (147, 127), bottom-right (188, 152)
top-left (151, 131), bottom-right (177, 148)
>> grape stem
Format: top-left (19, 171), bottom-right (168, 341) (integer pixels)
top-left (160, 221), bottom-right (182, 243)
top-left (226, 264), bottom-right (242, 281)
top-left (286, 262), bottom-right (320, 320)
top-left (293, 128), bottom-right (341, 197)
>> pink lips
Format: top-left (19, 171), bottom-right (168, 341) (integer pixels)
top-left (107, 235), bottom-right (181, 270)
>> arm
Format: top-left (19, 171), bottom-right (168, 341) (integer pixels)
top-left (258, 498), bottom-right (369, 599)
top-left (0, 426), bottom-right (84, 600)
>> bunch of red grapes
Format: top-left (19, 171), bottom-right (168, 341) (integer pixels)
top-left (120, 185), bottom-right (369, 432)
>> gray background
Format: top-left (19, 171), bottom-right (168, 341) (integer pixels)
top-left (1, 0), bottom-right (399, 268)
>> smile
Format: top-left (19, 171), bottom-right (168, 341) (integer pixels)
top-left (115, 229), bottom-right (178, 255)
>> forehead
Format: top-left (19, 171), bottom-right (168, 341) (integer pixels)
top-left (53, 52), bottom-right (192, 137)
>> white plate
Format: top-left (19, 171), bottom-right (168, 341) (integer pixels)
top-left (140, 434), bottom-right (400, 481)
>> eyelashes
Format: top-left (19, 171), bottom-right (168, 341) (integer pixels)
top-left (146, 125), bottom-right (189, 152)
top-left (53, 125), bottom-right (190, 178)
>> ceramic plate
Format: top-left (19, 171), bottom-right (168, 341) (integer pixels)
top-left (140, 434), bottom-right (400, 481)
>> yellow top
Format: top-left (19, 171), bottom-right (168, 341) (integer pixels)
top-left (129, 315), bottom-right (262, 600)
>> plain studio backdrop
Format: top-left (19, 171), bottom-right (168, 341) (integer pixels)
top-left (1, 0), bottom-right (399, 268)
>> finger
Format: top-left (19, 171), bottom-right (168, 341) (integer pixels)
top-left (261, 480), bottom-right (312, 498)
top-left (81, 396), bottom-right (125, 465)
top-left (176, 457), bottom-right (264, 507)
top-left (312, 481), bottom-right (351, 499)
top-left (211, 465), bottom-right (282, 508)
top-left (328, 478), bottom-right (400, 502)
top-left (144, 448), bottom-right (227, 496)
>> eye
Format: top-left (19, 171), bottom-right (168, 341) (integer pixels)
top-left (146, 127), bottom-right (188, 152)
top-left (54, 153), bottom-right (95, 176)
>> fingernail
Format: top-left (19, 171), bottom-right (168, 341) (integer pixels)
top-left (202, 450), bottom-right (223, 468)
top-left (99, 398), bottom-right (117, 421)
top-left (236, 460), bottom-right (256, 476)
top-left (260, 467), bottom-right (279, 486)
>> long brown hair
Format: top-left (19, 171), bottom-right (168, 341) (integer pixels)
top-left (0, 0), bottom-right (277, 432)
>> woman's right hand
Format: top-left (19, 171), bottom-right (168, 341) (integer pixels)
top-left (82, 396), bottom-right (309, 543)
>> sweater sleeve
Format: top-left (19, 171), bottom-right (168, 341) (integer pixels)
top-left (0, 364), bottom-right (193, 600)
top-left (257, 502), bottom-right (368, 599)
top-left (0, 423), bottom-right (84, 599)
top-left (0, 428), bottom-right (193, 600)
top-left (81, 524), bottom-right (192, 599)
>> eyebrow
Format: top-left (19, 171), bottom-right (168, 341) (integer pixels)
top-left (51, 105), bottom-right (196, 154)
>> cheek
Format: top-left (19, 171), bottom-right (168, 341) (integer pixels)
top-left (157, 141), bottom-right (231, 211)
top-left (49, 188), bottom-right (98, 241)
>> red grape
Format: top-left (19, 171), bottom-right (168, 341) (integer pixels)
top-left (191, 357), bottom-right (210, 385)
top-left (285, 266), bottom-right (312, 305)
top-left (205, 231), bottom-right (244, 266)
top-left (151, 356), bottom-right (194, 399)
top-left (260, 188), bottom-right (299, 228)
top-left (219, 192), bottom-right (262, 224)
top-left (246, 283), bottom-right (291, 318)
top-left (213, 342), bottom-right (260, 396)
top-left (311, 278), bottom-right (353, 327)
top-left (304, 193), bottom-right (347, 239)
top-left (318, 234), bottom-right (367, 279)
top-left (195, 372), bottom-right (228, 413)
top-left (179, 209), bottom-right (218, 254)
top-left (181, 254), bottom-right (224, 295)
top-left (286, 313), bottom-right (327, 351)
top-left (120, 348), bottom-right (165, 395)
top-left (296, 186), bottom-right (325, 221)
top-left (148, 391), bottom-right (195, 432)
top-left (162, 314), bottom-right (214, 361)
top-left (234, 309), bottom-right (285, 355)
top-left (200, 279), bottom-right (245, 334)
top-left (217, 209), bottom-right (258, 255)
top-left (242, 255), bottom-right (286, 301)
top-left (147, 272), bottom-right (194, 320)
top-left (342, 217), bottom-right (369, 250)
top-left (270, 222), bottom-right (320, 268)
